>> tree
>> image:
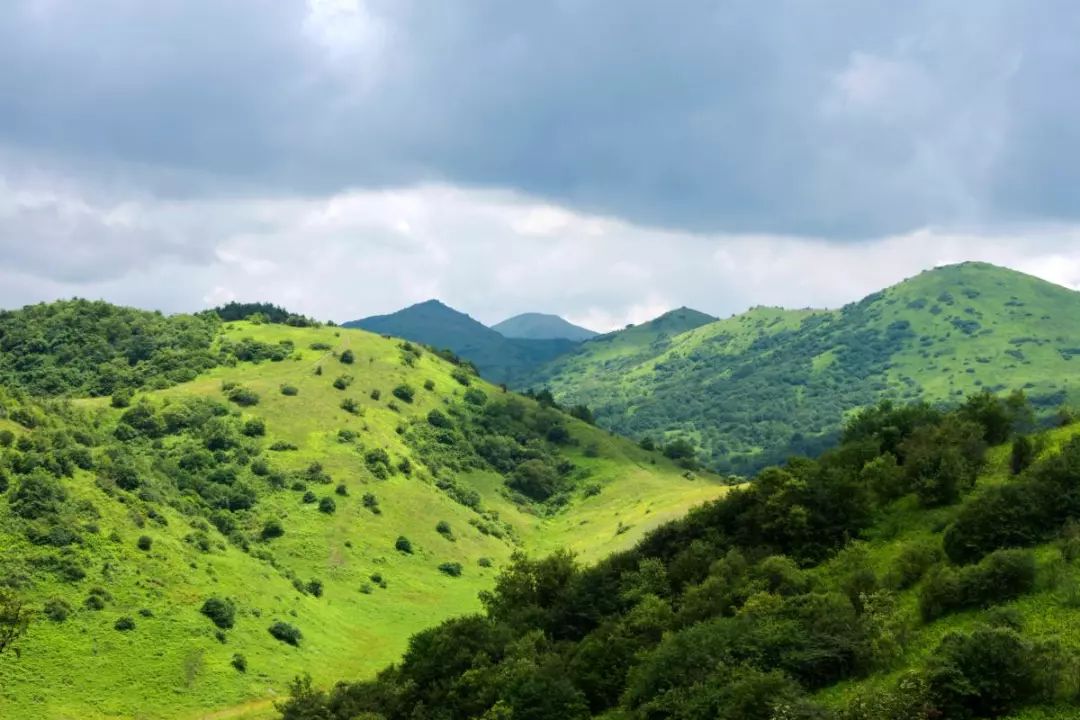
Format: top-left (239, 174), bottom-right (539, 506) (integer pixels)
top-left (0, 588), bottom-right (33, 657)
top-left (340, 349), bottom-right (355, 364)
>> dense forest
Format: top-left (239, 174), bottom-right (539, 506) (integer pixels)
top-left (277, 390), bottom-right (1080, 720)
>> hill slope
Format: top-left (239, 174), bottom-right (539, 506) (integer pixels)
top-left (492, 313), bottom-right (598, 341)
top-left (0, 314), bottom-right (728, 720)
top-left (526, 263), bottom-right (1080, 474)
top-left (344, 300), bottom-right (578, 385)
top-left (276, 393), bottom-right (1080, 720)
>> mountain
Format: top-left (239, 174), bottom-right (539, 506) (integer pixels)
top-left (0, 306), bottom-right (728, 720)
top-left (492, 313), bottom-right (598, 341)
top-left (525, 263), bottom-right (1080, 474)
top-left (276, 393), bottom-right (1080, 720)
top-left (344, 300), bottom-right (578, 385)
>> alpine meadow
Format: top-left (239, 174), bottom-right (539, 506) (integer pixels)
top-left (4, 3), bottom-right (1080, 720)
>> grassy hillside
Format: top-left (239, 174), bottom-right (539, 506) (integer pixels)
top-left (527, 263), bottom-right (1080, 474)
top-left (491, 313), bottom-right (598, 341)
top-left (0, 318), bottom-right (727, 720)
top-left (344, 300), bottom-right (579, 385)
top-left (278, 393), bottom-right (1080, 720)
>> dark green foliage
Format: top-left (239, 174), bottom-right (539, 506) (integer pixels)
top-left (332, 374), bottom-right (353, 390)
top-left (362, 493), bottom-right (381, 514)
top-left (136, 535), bottom-right (152, 551)
top-left (10, 470), bottom-right (67, 520)
top-left (452, 368), bottom-right (472, 386)
top-left (43, 597), bottom-right (71, 622)
top-left (438, 562), bottom-right (463, 577)
top-left (318, 496), bottom-right (336, 514)
top-left (335, 483), bottom-right (348, 496)
top-left (463, 388), bottom-right (487, 405)
top-left (200, 597), bottom-right (236, 629)
top-left (339, 349), bottom-right (355, 364)
top-left (919, 549), bottom-right (1036, 621)
top-left (111, 388), bottom-right (133, 408)
top-left (369, 389), bottom-right (381, 401)
top-left (901, 417), bottom-right (987, 507)
top-left (231, 653), bottom-right (247, 672)
top-left (395, 536), bottom-right (413, 554)
top-left (280, 384), bottom-right (299, 396)
top-left (225, 386), bottom-right (260, 407)
top-left (114, 616), bottom-right (136, 631)
top-left (392, 384), bottom-right (415, 403)
top-left (212, 302), bottom-right (315, 327)
top-left (1011, 434), bottom-right (1035, 474)
top-left (568, 404), bottom-right (595, 424)
top-left (0, 300), bottom-right (221, 396)
top-left (427, 409), bottom-right (451, 428)
top-left (340, 398), bottom-right (360, 414)
top-left (306, 580), bottom-right (324, 597)
top-left (261, 519), bottom-right (285, 540)
top-left (423, 379), bottom-right (435, 391)
top-left (302, 491), bottom-right (317, 504)
top-left (268, 621), bottom-right (302, 646)
top-left (436, 520), bottom-right (453, 538)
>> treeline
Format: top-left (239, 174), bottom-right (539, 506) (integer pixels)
top-left (278, 390), bottom-right (1080, 720)
top-left (210, 302), bottom-right (319, 327)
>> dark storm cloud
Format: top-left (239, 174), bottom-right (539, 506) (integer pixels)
top-left (1, 0), bottom-right (1078, 237)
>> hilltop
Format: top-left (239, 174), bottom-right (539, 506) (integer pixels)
top-left (344, 300), bottom-right (578, 385)
top-left (525, 263), bottom-right (1080, 474)
top-left (0, 305), bottom-right (727, 720)
top-left (492, 312), bottom-right (598, 342)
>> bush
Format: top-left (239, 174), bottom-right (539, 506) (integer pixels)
top-left (920, 549), bottom-right (1036, 621)
top-left (231, 653), bottom-right (247, 672)
top-left (280, 384), bottom-right (299, 396)
top-left (43, 597), bottom-right (72, 622)
top-left (333, 375), bottom-right (353, 390)
top-left (392, 384), bottom-right (415, 403)
top-left (395, 536), bottom-right (414, 554)
top-left (226, 386), bottom-right (260, 407)
top-left (114, 616), bottom-right (136, 631)
top-left (306, 579), bottom-right (324, 597)
top-left (438, 562), bottom-right (463, 577)
top-left (136, 535), bottom-right (153, 551)
top-left (436, 520), bottom-right (453, 538)
top-left (363, 493), bottom-right (381, 514)
top-left (318, 497), bottom-right (336, 514)
top-left (424, 379), bottom-right (435, 391)
top-left (302, 491), bottom-right (317, 504)
top-left (242, 418), bottom-right (266, 437)
top-left (261, 519), bottom-right (285, 540)
top-left (478, 557), bottom-right (493, 568)
top-left (427, 409), bottom-right (452, 429)
top-left (340, 398), bottom-right (360, 414)
top-left (463, 388), bottom-right (487, 406)
top-left (268, 621), bottom-right (303, 646)
top-left (335, 483), bottom-right (348, 496)
top-left (451, 368), bottom-right (471, 386)
top-left (200, 596), bottom-right (237, 629)
top-left (111, 388), bottom-right (134, 408)
top-left (1011, 435), bottom-right (1036, 475)
top-left (370, 389), bottom-right (381, 401)
top-left (340, 349), bottom-right (355, 364)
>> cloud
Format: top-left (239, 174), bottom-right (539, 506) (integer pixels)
top-left (1, 166), bottom-right (1077, 331)
top-left (1, 1), bottom-right (1079, 237)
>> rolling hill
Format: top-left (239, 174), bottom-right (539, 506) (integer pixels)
top-left (0, 304), bottom-right (728, 720)
top-left (491, 313), bottom-right (598, 341)
top-left (275, 391), bottom-right (1080, 720)
top-left (525, 263), bottom-right (1080, 474)
top-left (343, 300), bottom-right (578, 385)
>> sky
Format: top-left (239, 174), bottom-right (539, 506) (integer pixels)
top-left (1, 1), bottom-right (1079, 331)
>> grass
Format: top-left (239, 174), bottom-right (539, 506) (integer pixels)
top-left (0, 321), bottom-right (729, 720)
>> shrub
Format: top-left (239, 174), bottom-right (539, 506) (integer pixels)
top-left (436, 520), bottom-right (453, 538)
top-left (887, 540), bottom-right (942, 590)
top-left (424, 379), bottom-right (435, 391)
top-left (200, 597), bottom-right (237, 629)
top-left (340, 349), bottom-right (355, 364)
top-left (302, 491), bottom-right (317, 504)
top-left (478, 557), bottom-right (493, 568)
top-left (340, 398), bottom-right (360, 414)
top-left (242, 418), bottom-right (266, 437)
top-left (438, 562), bottom-right (463, 577)
top-left (231, 653), bottom-right (247, 672)
top-left (395, 536), bottom-right (414, 554)
top-left (306, 579), bottom-right (324, 597)
top-left (280, 384), bottom-right (299, 396)
top-left (333, 375), bottom-right (353, 390)
top-left (337, 429), bottom-right (358, 443)
top-left (114, 616), bottom-right (136, 631)
top-left (451, 368), bottom-right (471, 386)
top-left (261, 519), bottom-right (285, 540)
top-left (84, 594), bottom-right (106, 611)
top-left (268, 621), bottom-right (302, 646)
top-left (920, 549), bottom-right (1036, 621)
top-left (463, 388), bottom-right (487, 406)
top-left (392, 384), bottom-right (415, 403)
top-left (370, 389), bottom-right (381, 401)
top-left (427, 409), bottom-right (452, 428)
top-left (318, 497), bottom-right (336, 514)
top-left (1011, 435), bottom-right (1036, 475)
top-left (363, 493), bottom-right (381, 514)
top-left (136, 535), bottom-right (153, 551)
top-left (111, 388), bottom-right (133, 408)
top-left (335, 483), bottom-right (348, 496)
top-left (43, 597), bottom-right (72, 622)
top-left (270, 441), bottom-right (299, 451)
top-left (226, 386), bottom-right (260, 407)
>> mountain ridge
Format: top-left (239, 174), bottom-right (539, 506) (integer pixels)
top-left (491, 312), bottom-right (598, 341)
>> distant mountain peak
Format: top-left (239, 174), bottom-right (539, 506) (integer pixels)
top-left (492, 312), bottom-right (598, 341)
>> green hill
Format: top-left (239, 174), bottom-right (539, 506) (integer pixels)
top-left (526, 263), bottom-right (1080, 474)
top-left (492, 313), bottom-right (598, 341)
top-left (0, 308), bottom-right (728, 720)
top-left (344, 300), bottom-right (579, 385)
top-left (274, 393), bottom-right (1080, 720)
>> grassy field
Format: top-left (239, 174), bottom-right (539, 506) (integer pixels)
top-left (0, 321), bottom-right (728, 720)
